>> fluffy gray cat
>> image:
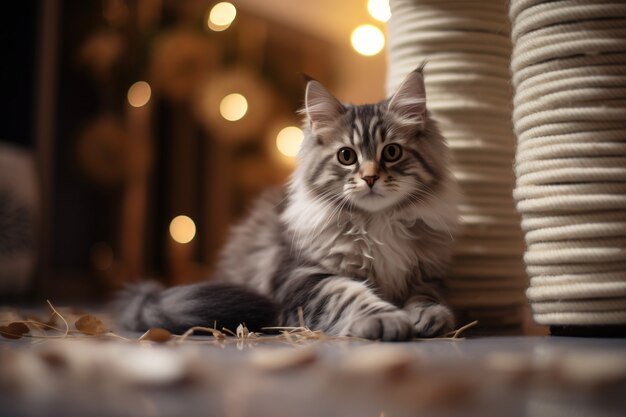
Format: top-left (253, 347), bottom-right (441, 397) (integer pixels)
top-left (118, 67), bottom-right (459, 341)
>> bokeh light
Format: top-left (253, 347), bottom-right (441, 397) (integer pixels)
top-left (208, 2), bottom-right (237, 31)
top-left (351, 25), bottom-right (385, 56)
top-left (219, 93), bottom-right (248, 121)
top-left (169, 215), bottom-right (196, 244)
top-left (276, 126), bottom-right (304, 157)
top-left (127, 81), bottom-right (151, 107)
top-left (368, 0), bottom-right (391, 22)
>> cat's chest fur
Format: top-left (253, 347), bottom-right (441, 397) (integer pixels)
top-left (283, 189), bottom-right (422, 301)
top-left (328, 216), bottom-right (419, 300)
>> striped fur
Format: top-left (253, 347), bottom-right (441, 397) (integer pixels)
top-left (119, 68), bottom-right (459, 340)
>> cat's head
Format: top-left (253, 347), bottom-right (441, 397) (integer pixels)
top-left (294, 67), bottom-right (452, 214)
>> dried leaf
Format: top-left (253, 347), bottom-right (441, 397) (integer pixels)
top-left (38, 351), bottom-right (68, 369)
top-left (342, 345), bottom-right (414, 378)
top-left (556, 352), bottom-right (626, 388)
top-left (141, 328), bottom-right (172, 343)
top-left (0, 325), bottom-right (22, 339)
top-left (0, 322), bottom-right (29, 339)
top-left (8, 322), bottom-right (30, 335)
top-left (250, 347), bottom-right (317, 372)
top-left (75, 314), bottom-right (108, 335)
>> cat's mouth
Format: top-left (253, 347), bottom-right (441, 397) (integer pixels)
top-left (356, 187), bottom-right (386, 202)
top-left (363, 189), bottom-right (383, 198)
top-left (352, 189), bottom-right (397, 212)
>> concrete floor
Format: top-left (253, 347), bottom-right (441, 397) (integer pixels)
top-left (1, 334), bottom-right (625, 417)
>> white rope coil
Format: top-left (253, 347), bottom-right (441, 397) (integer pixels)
top-left (513, 53), bottom-right (626, 87)
top-left (516, 143), bottom-right (626, 160)
top-left (510, 0), bottom-right (626, 326)
top-left (527, 261), bottom-right (626, 276)
top-left (519, 121), bottom-right (626, 142)
top-left (521, 211), bottom-right (626, 230)
top-left (525, 246), bottom-right (626, 265)
top-left (533, 311), bottom-right (626, 325)
top-left (525, 222), bottom-right (626, 243)
top-left (532, 298), bottom-right (626, 314)
top-left (388, 0), bottom-right (526, 330)
top-left (527, 281), bottom-right (626, 301)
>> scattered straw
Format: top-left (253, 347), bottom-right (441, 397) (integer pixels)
top-left (0, 321), bottom-right (130, 341)
top-left (177, 326), bottom-right (227, 343)
top-left (262, 326), bottom-right (369, 344)
top-left (447, 320), bottom-right (479, 339)
top-left (1, 302), bottom-right (479, 346)
top-left (46, 300), bottom-right (69, 338)
top-left (8, 320), bottom-right (66, 333)
top-left (1, 304), bottom-right (132, 342)
top-left (413, 320), bottom-right (480, 341)
top-left (236, 324), bottom-right (261, 339)
top-left (105, 332), bottom-right (132, 341)
top-left (221, 327), bottom-right (237, 337)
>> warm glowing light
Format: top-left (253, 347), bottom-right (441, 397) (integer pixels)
top-left (208, 2), bottom-right (237, 31)
top-left (351, 25), bottom-right (385, 56)
top-left (219, 93), bottom-right (248, 121)
top-left (127, 81), bottom-right (151, 107)
top-left (169, 215), bottom-right (196, 244)
top-left (276, 126), bottom-right (303, 157)
top-left (368, 0), bottom-right (391, 22)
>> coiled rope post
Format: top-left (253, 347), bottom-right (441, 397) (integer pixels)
top-left (509, 0), bottom-right (626, 335)
top-left (387, 0), bottom-right (528, 332)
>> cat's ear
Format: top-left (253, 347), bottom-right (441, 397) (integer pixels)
top-left (388, 68), bottom-right (427, 127)
top-left (303, 79), bottom-right (345, 131)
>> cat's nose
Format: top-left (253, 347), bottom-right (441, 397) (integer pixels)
top-left (361, 161), bottom-right (379, 188)
top-left (362, 175), bottom-right (379, 188)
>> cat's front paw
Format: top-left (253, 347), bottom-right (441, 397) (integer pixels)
top-left (406, 303), bottom-right (455, 338)
top-left (347, 311), bottom-right (414, 341)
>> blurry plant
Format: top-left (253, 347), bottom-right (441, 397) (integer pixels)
top-left (150, 29), bottom-right (219, 103)
top-left (77, 30), bottom-right (125, 82)
top-left (75, 114), bottom-right (129, 187)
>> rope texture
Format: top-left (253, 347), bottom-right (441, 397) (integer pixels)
top-left (510, 0), bottom-right (626, 325)
top-left (387, 0), bottom-right (527, 329)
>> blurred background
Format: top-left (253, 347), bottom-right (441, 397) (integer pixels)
top-left (0, 0), bottom-right (392, 302)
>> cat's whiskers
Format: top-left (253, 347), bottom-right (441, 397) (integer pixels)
top-left (399, 185), bottom-right (455, 240)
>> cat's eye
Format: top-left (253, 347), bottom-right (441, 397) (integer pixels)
top-left (337, 147), bottom-right (357, 165)
top-left (382, 144), bottom-right (403, 162)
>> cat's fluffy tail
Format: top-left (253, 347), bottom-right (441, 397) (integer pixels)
top-left (115, 281), bottom-right (278, 334)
